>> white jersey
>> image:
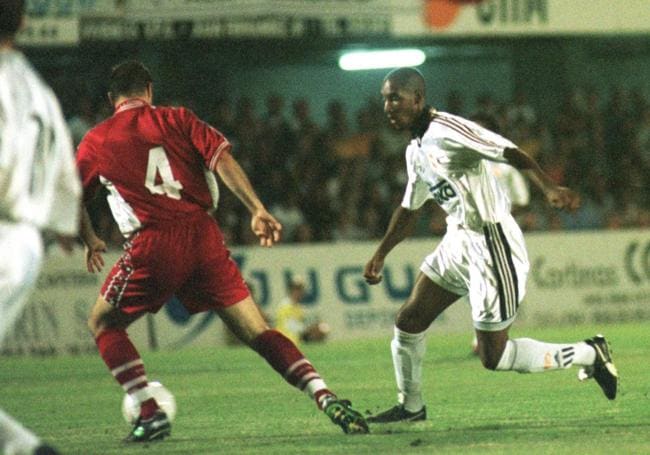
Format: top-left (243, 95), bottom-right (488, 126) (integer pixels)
top-left (401, 111), bottom-right (517, 231)
top-left (403, 111), bottom-right (530, 329)
top-left (0, 49), bottom-right (80, 234)
top-left (486, 161), bottom-right (530, 208)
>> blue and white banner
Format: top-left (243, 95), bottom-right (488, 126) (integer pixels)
top-left (17, 0), bottom-right (118, 45)
top-left (17, 17), bottom-right (79, 46)
top-left (25, 0), bottom-right (109, 17)
top-left (78, 0), bottom-right (391, 40)
top-left (3, 229), bottom-right (650, 355)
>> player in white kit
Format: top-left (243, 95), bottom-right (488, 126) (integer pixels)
top-left (470, 112), bottom-right (530, 353)
top-left (470, 112), bottom-right (530, 214)
top-left (364, 67), bottom-right (618, 423)
top-left (0, 1), bottom-right (81, 453)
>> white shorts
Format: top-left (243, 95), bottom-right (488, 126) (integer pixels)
top-left (0, 222), bottom-right (43, 345)
top-left (420, 216), bottom-right (529, 331)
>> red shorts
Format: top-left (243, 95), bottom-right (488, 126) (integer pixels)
top-left (101, 211), bottom-right (250, 316)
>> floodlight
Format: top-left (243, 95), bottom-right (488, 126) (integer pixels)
top-left (338, 49), bottom-right (426, 71)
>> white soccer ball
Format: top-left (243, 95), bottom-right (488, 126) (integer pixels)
top-left (471, 335), bottom-right (479, 354)
top-left (121, 381), bottom-right (177, 424)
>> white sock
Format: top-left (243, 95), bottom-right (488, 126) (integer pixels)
top-left (496, 338), bottom-right (596, 373)
top-left (391, 326), bottom-right (426, 412)
top-left (0, 409), bottom-right (41, 455)
top-left (305, 379), bottom-right (327, 397)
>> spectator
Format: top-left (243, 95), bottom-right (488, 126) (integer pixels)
top-left (506, 89), bottom-right (537, 133)
top-left (274, 277), bottom-right (330, 346)
top-left (270, 192), bottom-right (307, 242)
top-left (634, 107), bottom-right (650, 204)
top-left (332, 208), bottom-right (369, 242)
top-left (67, 95), bottom-right (96, 147)
top-left (209, 97), bottom-right (236, 138)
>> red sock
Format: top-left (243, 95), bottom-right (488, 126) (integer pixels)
top-left (251, 329), bottom-right (334, 409)
top-left (95, 328), bottom-right (159, 419)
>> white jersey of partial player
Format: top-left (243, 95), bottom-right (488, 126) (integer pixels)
top-left (401, 110), bottom-right (520, 229)
top-left (0, 49), bottom-right (81, 345)
top-left (486, 161), bottom-right (530, 209)
top-left (0, 49), bottom-right (80, 234)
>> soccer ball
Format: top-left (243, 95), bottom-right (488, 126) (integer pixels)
top-left (121, 381), bottom-right (177, 424)
top-left (471, 335), bottom-right (479, 355)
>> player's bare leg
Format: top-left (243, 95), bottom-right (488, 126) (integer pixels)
top-left (481, 327), bottom-right (618, 399)
top-left (218, 297), bottom-right (369, 434)
top-left (474, 328), bottom-right (509, 369)
top-left (368, 274), bottom-right (460, 423)
top-left (88, 296), bottom-right (171, 442)
top-left (215, 295), bottom-right (269, 345)
top-left (395, 273), bottom-right (460, 333)
top-left (88, 296), bottom-right (142, 335)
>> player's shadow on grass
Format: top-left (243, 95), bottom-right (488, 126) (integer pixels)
top-left (368, 416), bottom-right (632, 437)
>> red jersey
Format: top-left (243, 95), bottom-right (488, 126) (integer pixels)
top-left (76, 99), bottom-right (230, 236)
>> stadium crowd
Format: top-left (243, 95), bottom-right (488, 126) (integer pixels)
top-left (67, 86), bottom-right (650, 248)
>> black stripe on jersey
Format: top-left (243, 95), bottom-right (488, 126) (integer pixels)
top-left (491, 224), bottom-right (516, 318)
top-left (435, 118), bottom-right (496, 149)
top-left (433, 116), bottom-right (499, 149)
top-left (442, 115), bottom-right (500, 147)
top-left (490, 224), bottom-right (514, 318)
top-left (496, 222), bottom-right (519, 315)
top-left (483, 223), bottom-right (519, 321)
top-left (483, 225), bottom-right (507, 320)
top-left (436, 117), bottom-right (498, 148)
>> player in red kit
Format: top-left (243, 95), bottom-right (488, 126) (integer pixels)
top-left (77, 60), bottom-right (368, 442)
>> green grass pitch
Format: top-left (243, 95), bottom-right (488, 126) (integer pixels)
top-left (1, 322), bottom-right (648, 454)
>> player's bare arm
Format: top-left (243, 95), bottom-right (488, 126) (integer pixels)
top-left (364, 206), bottom-right (420, 285)
top-left (503, 147), bottom-right (580, 212)
top-left (54, 234), bottom-right (77, 254)
top-left (215, 151), bottom-right (282, 247)
top-left (79, 206), bottom-right (107, 273)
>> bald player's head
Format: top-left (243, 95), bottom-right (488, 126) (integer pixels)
top-left (381, 67), bottom-right (428, 132)
top-left (384, 67), bottom-right (426, 99)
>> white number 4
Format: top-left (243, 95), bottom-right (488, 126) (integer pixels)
top-left (145, 146), bottom-right (183, 199)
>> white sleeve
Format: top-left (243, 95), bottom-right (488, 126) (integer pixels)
top-left (0, 87), bottom-right (21, 218)
top-left (436, 115), bottom-right (517, 163)
top-left (401, 147), bottom-right (432, 210)
top-left (0, 100), bottom-right (12, 175)
top-left (506, 168), bottom-right (530, 207)
top-left (47, 92), bottom-right (81, 235)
